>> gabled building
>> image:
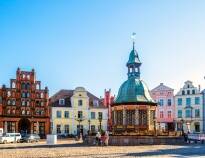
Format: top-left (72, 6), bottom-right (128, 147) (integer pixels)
top-left (0, 68), bottom-right (50, 138)
top-left (151, 83), bottom-right (175, 131)
top-left (50, 87), bottom-right (108, 136)
top-left (175, 81), bottom-right (203, 133)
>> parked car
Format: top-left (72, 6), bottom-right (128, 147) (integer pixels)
top-left (0, 133), bottom-right (21, 144)
top-left (21, 134), bottom-right (40, 143)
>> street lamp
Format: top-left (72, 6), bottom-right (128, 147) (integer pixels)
top-left (88, 119), bottom-right (91, 135)
top-left (180, 119), bottom-right (184, 136)
top-left (98, 117), bottom-right (102, 132)
top-left (75, 116), bottom-right (85, 137)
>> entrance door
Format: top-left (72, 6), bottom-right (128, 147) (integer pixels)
top-left (18, 118), bottom-right (31, 136)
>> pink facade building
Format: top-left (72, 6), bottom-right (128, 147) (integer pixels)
top-left (151, 83), bottom-right (175, 131)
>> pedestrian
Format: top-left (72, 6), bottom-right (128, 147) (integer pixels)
top-left (104, 131), bottom-right (109, 146)
top-left (95, 132), bottom-right (101, 146)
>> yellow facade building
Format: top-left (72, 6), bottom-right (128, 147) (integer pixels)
top-left (50, 87), bottom-right (108, 136)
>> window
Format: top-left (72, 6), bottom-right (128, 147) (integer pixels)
top-left (21, 92), bottom-right (26, 98)
top-left (40, 93), bottom-right (44, 98)
top-left (22, 110), bottom-right (25, 115)
top-left (187, 90), bottom-right (190, 95)
top-left (0, 96), bottom-right (2, 104)
top-left (56, 111), bottom-right (62, 118)
top-left (7, 91), bottom-right (11, 97)
top-left (91, 112), bottom-right (95, 119)
top-left (78, 100), bottom-right (83, 106)
top-left (91, 125), bottom-right (95, 132)
top-left (64, 125), bottom-right (69, 134)
top-left (195, 109), bottom-right (200, 118)
top-left (168, 111), bottom-right (172, 118)
top-left (178, 98), bottom-right (182, 106)
top-left (160, 111), bottom-right (163, 118)
top-left (195, 97), bottom-right (200, 105)
top-left (78, 111), bottom-right (83, 119)
top-left (57, 125), bottom-right (61, 134)
top-left (12, 100), bottom-right (15, 105)
top-left (178, 110), bottom-right (182, 118)
top-left (167, 99), bottom-right (172, 106)
top-left (64, 111), bottom-right (69, 118)
top-left (185, 109), bottom-right (191, 118)
top-left (36, 84), bottom-right (40, 90)
top-left (159, 99), bottom-right (164, 106)
top-left (93, 100), bottom-right (99, 107)
top-left (12, 82), bottom-right (16, 88)
top-left (98, 112), bottom-right (103, 119)
top-left (186, 98), bottom-right (191, 106)
top-left (21, 101), bottom-right (25, 106)
top-left (7, 100), bottom-right (11, 105)
top-left (182, 90), bottom-right (185, 95)
top-left (59, 99), bottom-right (65, 105)
top-left (40, 102), bottom-right (44, 106)
top-left (192, 90), bottom-right (195, 94)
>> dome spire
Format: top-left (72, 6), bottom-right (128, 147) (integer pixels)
top-left (127, 33), bottom-right (142, 79)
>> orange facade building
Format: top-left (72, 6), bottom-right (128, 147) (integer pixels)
top-left (0, 68), bottom-right (50, 138)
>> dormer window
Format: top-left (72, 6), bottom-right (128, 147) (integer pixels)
top-left (187, 84), bottom-right (190, 88)
top-left (93, 100), bottom-right (99, 107)
top-left (59, 99), bottom-right (65, 105)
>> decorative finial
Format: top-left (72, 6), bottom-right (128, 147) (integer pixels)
top-left (131, 32), bottom-right (136, 50)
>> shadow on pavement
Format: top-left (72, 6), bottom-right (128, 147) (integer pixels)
top-left (126, 144), bottom-right (205, 157)
top-left (0, 142), bottom-right (86, 150)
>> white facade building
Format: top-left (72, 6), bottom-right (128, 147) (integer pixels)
top-left (175, 81), bottom-right (203, 133)
top-left (50, 87), bottom-right (108, 136)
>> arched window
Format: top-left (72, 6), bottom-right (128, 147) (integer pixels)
top-left (12, 82), bottom-right (16, 88)
top-left (36, 84), bottom-right (40, 90)
top-left (22, 110), bottom-right (25, 115)
top-left (7, 91), bottom-right (11, 97)
top-left (41, 93), bottom-right (44, 98)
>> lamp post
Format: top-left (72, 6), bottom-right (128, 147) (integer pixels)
top-left (180, 119), bottom-right (184, 136)
top-left (88, 119), bottom-right (91, 135)
top-left (154, 117), bottom-right (157, 136)
top-left (75, 116), bottom-right (85, 137)
top-left (98, 117), bottom-right (102, 132)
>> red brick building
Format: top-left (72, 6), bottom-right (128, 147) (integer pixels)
top-left (0, 68), bottom-right (50, 138)
top-left (103, 89), bottom-right (114, 131)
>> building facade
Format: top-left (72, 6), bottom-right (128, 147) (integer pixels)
top-left (0, 68), bottom-right (50, 138)
top-left (175, 81), bottom-right (203, 133)
top-left (111, 41), bottom-right (157, 135)
top-left (151, 83), bottom-right (175, 131)
top-left (50, 87), bottom-right (108, 136)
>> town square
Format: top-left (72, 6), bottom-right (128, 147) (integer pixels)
top-left (1, 0), bottom-right (205, 157)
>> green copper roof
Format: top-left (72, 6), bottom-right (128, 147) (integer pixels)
top-left (127, 49), bottom-right (141, 66)
top-left (115, 77), bottom-right (154, 104)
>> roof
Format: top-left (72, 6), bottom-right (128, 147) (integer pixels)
top-left (50, 89), bottom-right (105, 108)
top-left (151, 83), bottom-right (174, 92)
top-left (114, 77), bottom-right (156, 105)
top-left (126, 49), bottom-right (141, 66)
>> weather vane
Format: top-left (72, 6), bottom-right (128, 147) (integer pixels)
top-left (131, 32), bottom-right (136, 49)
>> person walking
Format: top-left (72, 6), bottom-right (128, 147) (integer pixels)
top-left (96, 132), bottom-right (101, 146)
top-left (104, 131), bottom-right (109, 146)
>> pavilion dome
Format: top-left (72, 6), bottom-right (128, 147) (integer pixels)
top-left (115, 77), bottom-right (154, 104)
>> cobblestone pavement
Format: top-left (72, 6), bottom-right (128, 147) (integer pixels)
top-left (0, 140), bottom-right (205, 158)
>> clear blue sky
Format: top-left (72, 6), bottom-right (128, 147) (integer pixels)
top-left (1, 0), bottom-right (205, 97)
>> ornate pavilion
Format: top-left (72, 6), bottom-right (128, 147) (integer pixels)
top-left (111, 41), bottom-right (157, 135)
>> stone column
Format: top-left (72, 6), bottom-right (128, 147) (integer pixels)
top-left (135, 109), bottom-right (139, 125)
top-left (123, 109), bottom-right (126, 125)
top-left (4, 121), bottom-right (7, 133)
top-left (113, 111), bottom-right (116, 125)
top-left (147, 109), bottom-right (151, 130)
